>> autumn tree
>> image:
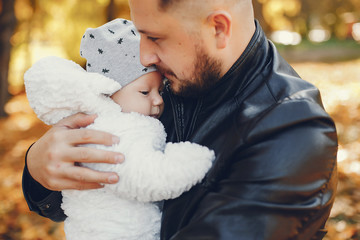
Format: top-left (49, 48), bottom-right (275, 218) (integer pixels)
top-left (0, 0), bottom-right (17, 117)
top-left (253, 0), bottom-right (272, 35)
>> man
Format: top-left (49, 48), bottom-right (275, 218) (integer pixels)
top-left (23, 0), bottom-right (338, 239)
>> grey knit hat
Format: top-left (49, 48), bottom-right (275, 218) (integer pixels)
top-left (80, 18), bottom-right (156, 87)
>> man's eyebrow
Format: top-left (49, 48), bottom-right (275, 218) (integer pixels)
top-left (138, 29), bottom-right (158, 36)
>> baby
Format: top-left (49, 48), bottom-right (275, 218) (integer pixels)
top-left (24, 19), bottom-right (214, 240)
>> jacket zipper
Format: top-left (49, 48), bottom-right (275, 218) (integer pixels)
top-left (185, 98), bottom-right (203, 140)
top-left (167, 84), bottom-right (182, 142)
top-left (167, 84), bottom-right (203, 142)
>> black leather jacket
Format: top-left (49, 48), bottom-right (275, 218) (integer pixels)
top-left (22, 21), bottom-right (337, 240)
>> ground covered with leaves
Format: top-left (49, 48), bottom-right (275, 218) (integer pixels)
top-left (0, 59), bottom-right (359, 240)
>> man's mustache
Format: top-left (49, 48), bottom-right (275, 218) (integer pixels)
top-left (155, 65), bottom-right (176, 79)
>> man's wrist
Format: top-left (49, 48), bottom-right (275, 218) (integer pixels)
top-left (23, 143), bottom-right (53, 201)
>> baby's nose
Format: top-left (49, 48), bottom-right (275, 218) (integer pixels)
top-left (153, 94), bottom-right (163, 106)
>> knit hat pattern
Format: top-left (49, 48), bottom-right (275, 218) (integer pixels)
top-left (80, 18), bottom-right (156, 87)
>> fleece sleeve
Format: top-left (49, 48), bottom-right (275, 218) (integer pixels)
top-left (108, 141), bottom-right (214, 202)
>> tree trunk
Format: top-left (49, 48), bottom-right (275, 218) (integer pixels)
top-left (0, 0), bottom-right (17, 117)
top-left (252, 0), bottom-right (272, 36)
top-left (106, 0), bottom-right (117, 22)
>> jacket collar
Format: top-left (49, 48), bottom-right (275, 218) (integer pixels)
top-left (160, 20), bottom-right (271, 141)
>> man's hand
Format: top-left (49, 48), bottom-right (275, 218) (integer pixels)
top-left (27, 113), bottom-right (123, 191)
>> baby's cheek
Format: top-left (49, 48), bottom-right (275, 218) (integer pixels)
top-left (143, 106), bottom-right (152, 116)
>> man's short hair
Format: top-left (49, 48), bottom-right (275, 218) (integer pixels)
top-left (158, 0), bottom-right (245, 11)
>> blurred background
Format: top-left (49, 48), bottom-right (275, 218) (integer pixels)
top-left (0, 0), bottom-right (359, 239)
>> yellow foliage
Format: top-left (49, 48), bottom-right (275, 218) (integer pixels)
top-left (262, 0), bottom-right (301, 30)
top-left (14, 0), bottom-right (33, 21)
top-left (7, 0), bottom-right (130, 95)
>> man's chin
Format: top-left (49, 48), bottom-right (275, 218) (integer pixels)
top-left (168, 82), bottom-right (204, 98)
top-left (167, 81), bottom-right (182, 95)
top-left (165, 75), bottom-right (206, 98)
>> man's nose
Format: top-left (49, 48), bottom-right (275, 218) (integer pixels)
top-left (140, 39), bottom-right (160, 67)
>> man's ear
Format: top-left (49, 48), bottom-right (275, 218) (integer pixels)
top-left (207, 10), bottom-right (232, 49)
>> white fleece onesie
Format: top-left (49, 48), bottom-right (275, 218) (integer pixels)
top-left (24, 56), bottom-right (215, 240)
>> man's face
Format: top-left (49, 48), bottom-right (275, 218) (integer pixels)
top-left (129, 0), bottom-right (222, 97)
top-left (111, 71), bottom-right (164, 118)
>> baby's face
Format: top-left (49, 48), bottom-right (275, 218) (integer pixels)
top-left (111, 71), bottom-right (164, 118)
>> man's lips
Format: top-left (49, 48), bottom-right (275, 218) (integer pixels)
top-left (157, 66), bottom-right (175, 80)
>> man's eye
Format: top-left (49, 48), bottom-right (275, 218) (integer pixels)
top-left (159, 90), bottom-right (164, 96)
top-left (147, 36), bottom-right (159, 42)
top-left (140, 91), bottom-right (149, 96)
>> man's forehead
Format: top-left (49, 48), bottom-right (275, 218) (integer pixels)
top-left (130, 0), bottom-right (175, 34)
top-left (129, 0), bottom-right (160, 14)
top-left (129, 0), bottom-right (160, 24)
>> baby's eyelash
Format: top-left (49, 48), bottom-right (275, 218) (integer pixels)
top-left (140, 91), bottom-right (149, 95)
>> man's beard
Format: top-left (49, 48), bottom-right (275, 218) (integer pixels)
top-left (157, 49), bottom-right (222, 98)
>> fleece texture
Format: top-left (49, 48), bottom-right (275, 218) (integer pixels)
top-left (24, 56), bottom-right (215, 240)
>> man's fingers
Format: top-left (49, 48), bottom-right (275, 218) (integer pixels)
top-left (56, 112), bottom-right (97, 129)
top-left (64, 147), bottom-right (124, 164)
top-left (65, 128), bottom-right (120, 146)
top-left (47, 178), bottom-right (105, 191)
top-left (41, 159), bottom-right (120, 191)
top-left (62, 166), bottom-right (119, 186)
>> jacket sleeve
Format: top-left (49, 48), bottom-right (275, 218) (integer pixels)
top-left (22, 144), bottom-right (66, 222)
top-left (165, 99), bottom-right (337, 240)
